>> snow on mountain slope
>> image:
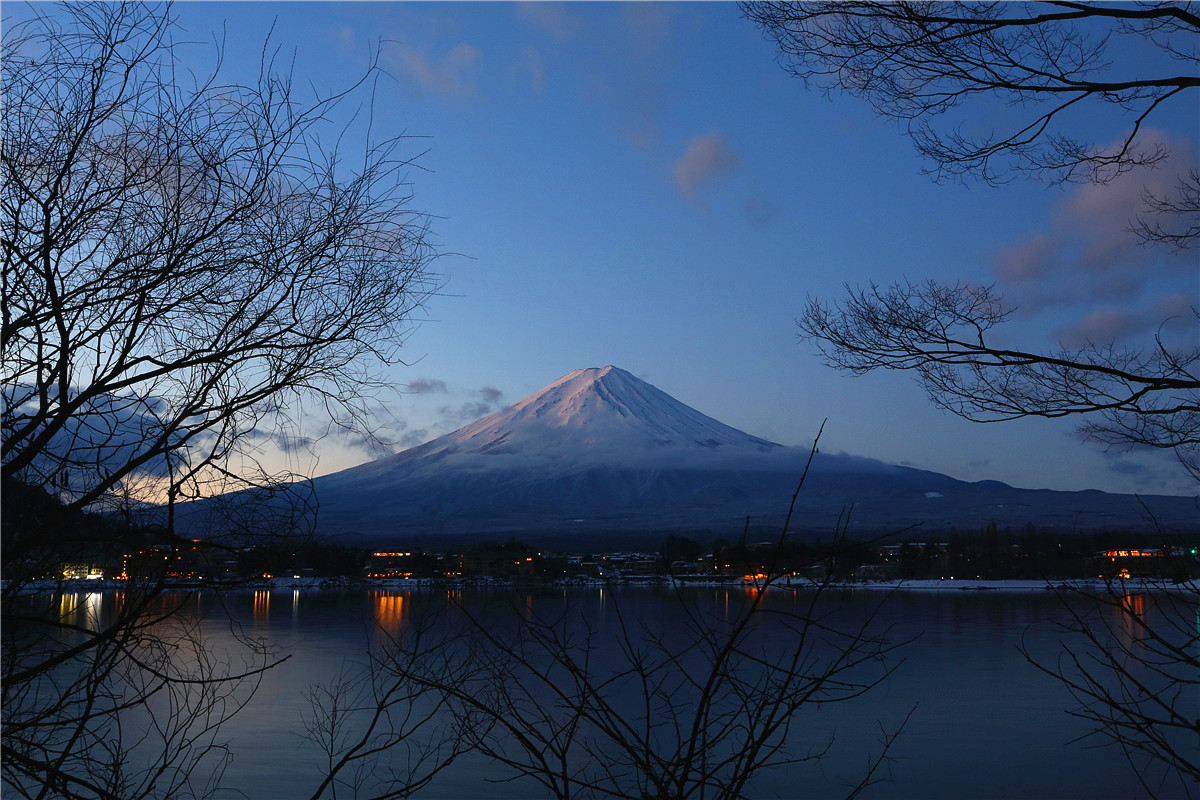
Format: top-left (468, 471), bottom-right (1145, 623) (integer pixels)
top-left (305, 366), bottom-right (1199, 540)
top-left (333, 366), bottom-right (786, 489)
top-left (423, 365), bottom-right (778, 457)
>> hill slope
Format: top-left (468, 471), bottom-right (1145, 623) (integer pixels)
top-left (307, 367), bottom-right (1198, 542)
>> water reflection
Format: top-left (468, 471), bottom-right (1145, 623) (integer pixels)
top-left (55, 592), bottom-right (107, 632)
top-left (1117, 592), bottom-right (1146, 645)
top-left (85, 592), bottom-right (102, 629)
top-left (31, 586), bottom-right (1172, 800)
top-left (253, 590), bottom-right (270, 624)
top-left (372, 591), bottom-right (407, 631)
top-left (58, 594), bottom-right (80, 630)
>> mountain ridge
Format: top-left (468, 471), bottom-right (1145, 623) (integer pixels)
top-left (306, 367), bottom-right (1198, 542)
top-left (379, 365), bottom-right (778, 464)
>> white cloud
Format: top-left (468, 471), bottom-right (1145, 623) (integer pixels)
top-left (673, 131), bottom-right (739, 201)
top-left (389, 43), bottom-right (481, 98)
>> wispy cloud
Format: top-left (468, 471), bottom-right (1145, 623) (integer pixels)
top-left (1158, 292), bottom-right (1198, 325)
top-left (743, 194), bottom-right (778, 227)
top-left (989, 129), bottom-right (1198, 352)
top-left (395, 428), bottom-right (431, 449)
top-left (516, 2), bottom-right (582, 41)
top-left (436, 385), bottom-right (506, 427)
top-left (1098, 448), bottom-right (1194, 494)
top-left (993, 233), bottom-right (1057, 283)
top-left (1055, 294), bottom-right (1199, 348)
top-left (992, 130), bottom-right (1196, 313)
top-left (622, 2), bottom-right (672, 47)
top-left (517, 2), bottom-right (676, 149)
top-left (388, 42), bottom-right (481, 98)
top-left (407, 378), bottom-right (448, 395)
top-left (507, 46), bottom-right (546, 96)
top-left (1106, 459), bottom-right (1148, 476)
top-left (442, 401), bottom-right (495, 422)
top-left (1056, 309), bottom-right (1144, 348)
top-left (673, 131), bottom-right (739, 201)
top-left (617, 3), bottom-right (673, 149)
top-left (2, 385), bottom-right (209, 489)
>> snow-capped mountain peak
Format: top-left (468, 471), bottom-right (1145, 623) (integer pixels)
top-left (439, 365), bottom-right (780, 458)
top-left (295, 365), bottom-right (1199, 540)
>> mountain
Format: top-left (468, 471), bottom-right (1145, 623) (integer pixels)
top-left (309, 366), bottom-right (1198, 544)
top-left (337, 365), bottom-right (781, 473)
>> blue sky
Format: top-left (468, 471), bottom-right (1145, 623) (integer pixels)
top-left (21, 2), bottom-right (1199, 496)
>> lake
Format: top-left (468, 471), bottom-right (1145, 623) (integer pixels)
top-left (36, 584), bottom-right (1195, 799)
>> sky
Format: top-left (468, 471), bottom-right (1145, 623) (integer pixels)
top-left (16, 2), bottom-right (1199, 497)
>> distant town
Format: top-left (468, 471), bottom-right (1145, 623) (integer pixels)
top-left (47, 529), bottom-right (1200, 588)
top-left (10, 473), bottom-right (1192, 592)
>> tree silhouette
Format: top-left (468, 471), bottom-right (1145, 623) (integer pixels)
top-left (2, 3), bottom-right (438, 796)
top-left (797, 280), bottom-right (1199, 481)
top-left (742, 2), bottom-right (1199, 212)
top-left (742, 1), bottom-right (1199, 478)
top-left (1021, 581), bottom-right (1200, 798)
top-left (418, 580), bottom-right (906, 800)
top-left (379, 441), bottom-right (912, 800)
top-left (745, 3), bottom-right (1200, 791)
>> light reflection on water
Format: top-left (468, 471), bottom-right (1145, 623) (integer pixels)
top-left (54, 592), bottom-right (105, 632)
top-left (46, 586), bottom-right (1191, 799)
top-left (1117, 591), bottom-right (1146, 643)
top-left (371, 590), bottom-right (408, 631)
top-left (253, 589), bottom-right (270, 626)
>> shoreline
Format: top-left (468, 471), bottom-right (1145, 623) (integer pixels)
top-left (10, 575), bottom-right (1198, 595)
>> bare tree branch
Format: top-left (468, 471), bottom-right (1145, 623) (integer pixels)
top-left (1, 3), bottom-right (439, 797)
top-left (1022, 575), bottom-right (1200, 798)
top-left (742, 1), bottom-right (1199, 218)
top-left (373, 440), bottom-right (913, 799)
top-left (798, 281), bottom-right (1200, 481)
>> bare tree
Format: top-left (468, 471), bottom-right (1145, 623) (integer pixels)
top-left (2, 0), bottom-right (436, 517)
top-left (2, 2), bottom-right (438, 797)
top-left (744, 3), bottom-right (1200, 791)
top-left (2, 584), bottom-right (282, 799)
top-left (382, 445), bottom-right (910, 800)
top-left (299, 610), bottom-right (472, 800)
top-left (741, 1), bottom-right (1200, 238)
top-left (1021, 578), bottom-right (1200, 799)
top-left (741, 2), bottom-right (1200, 479)
top-left (423, 580), bottom-right (905, 800)
top-left (797, 281), bottom-right (1200, 481)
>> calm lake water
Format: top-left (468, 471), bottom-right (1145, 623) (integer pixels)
top-left (46, 585), bottom-right (1195, 799)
